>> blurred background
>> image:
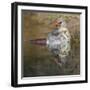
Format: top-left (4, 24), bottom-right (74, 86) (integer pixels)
top-left (22, 10), bottom-right (80, 77)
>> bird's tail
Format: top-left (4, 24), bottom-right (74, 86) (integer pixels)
top-left (30, 39), bottom-right (46, 46)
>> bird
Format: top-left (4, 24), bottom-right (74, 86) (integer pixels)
top-left (30, 18), bottom-right (71, 67)
top-left (47, 18), bottom-right (71, 66)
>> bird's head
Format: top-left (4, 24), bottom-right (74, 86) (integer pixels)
top-left (50, 18), bottom-right (67, 29)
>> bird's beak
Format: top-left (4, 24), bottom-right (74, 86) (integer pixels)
top-left (50, 19), bottom-right (62, 28)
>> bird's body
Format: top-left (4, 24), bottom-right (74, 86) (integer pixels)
top-left (47, 26), bottom-right (70, 58)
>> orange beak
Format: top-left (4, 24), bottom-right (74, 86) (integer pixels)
top-left (51, 19), bottom-right (62, 28)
